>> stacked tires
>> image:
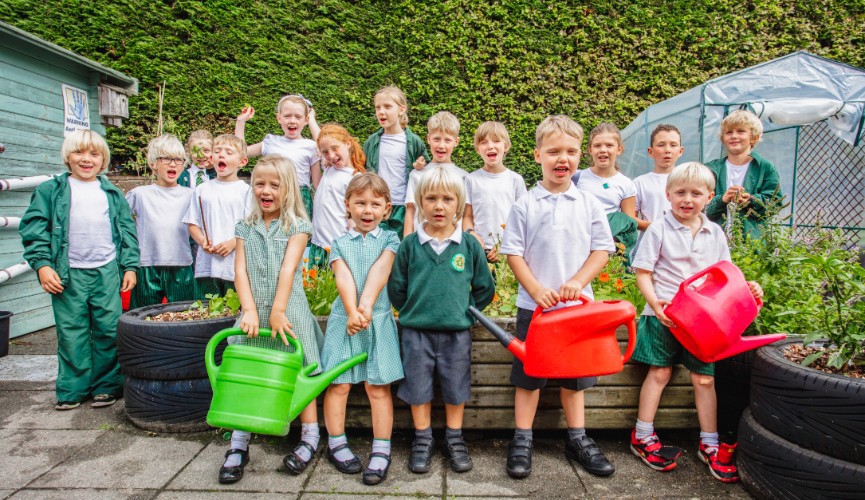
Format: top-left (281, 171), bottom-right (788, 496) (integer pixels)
top-left (117, 302), bottom-right (235, 432)
top-left (738, 339), bottom-right (865, 499)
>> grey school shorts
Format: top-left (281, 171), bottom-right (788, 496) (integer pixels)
top-left (397, 327), bottom-right (472, 406)
top-left (510, 307), bottom-right (597, 391)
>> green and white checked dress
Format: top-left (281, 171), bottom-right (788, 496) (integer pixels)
top-left (232, 219), bottom-right (324, 374)
top-left (321, 228), bottom-right (404, 385)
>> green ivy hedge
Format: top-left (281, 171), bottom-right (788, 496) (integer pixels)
top-left (3, 0), bottom-right (863, 185)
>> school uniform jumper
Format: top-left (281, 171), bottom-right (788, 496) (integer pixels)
top-left (321, 228), bottom-right (403, 385)
top-left (20, 173), bottom-right (139, 402)
top-left (705, 151), bottom-right (782, 240)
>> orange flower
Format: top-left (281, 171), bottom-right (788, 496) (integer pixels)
top-left (303, 258), bottom-right (309, 263)
top-left (303, 279), bottom-right (310, 288)
top-left (615, 278), bottom-right (624, 293)
top-left (324, 247), bottom-right (331, 253)
top-left (500, 224), bottom-right (506, 229)
top-left (493, 292), bottom-right (500, 303)
top-left (309, 268), bottom-right (318, 279)
top-left (599, 272), bottom-right (610, 283)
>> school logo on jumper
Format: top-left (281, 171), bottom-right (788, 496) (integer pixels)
top-left (451, 253), bottom-right (466, 272)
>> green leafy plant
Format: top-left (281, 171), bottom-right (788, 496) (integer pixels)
top-left (592, 243), bottom-right (646, 313)
top-left (302, 258), bottom-right (339, 316)
top-left (189, 289), bottom-right (241, 318)
top-left (483, 254), bottom-right (519, 318)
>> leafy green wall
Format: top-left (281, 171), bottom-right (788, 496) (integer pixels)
top-left (3, 0), bottom-right (863, 184)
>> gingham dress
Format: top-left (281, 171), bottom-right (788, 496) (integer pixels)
top-left (232, 218), bottom-right (324, 374)
top-left (321, 229), bottom-right (404, 385)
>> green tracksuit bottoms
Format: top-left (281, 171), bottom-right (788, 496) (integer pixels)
top-left (130, 265), bottom-right (195, 309)
top-left (52, 262), bottom-right (123, 402)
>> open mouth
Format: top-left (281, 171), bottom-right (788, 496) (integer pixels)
top-left (487, 152), bottom-right (498, 161)
top-left (167, 169), bottom-right (178, 177)
top-left (260, 197), bottom-right (274, 208)
top-left (553, 165), bottom-right (570, 176)
top-left (360, 217), bottom-right (374, 225)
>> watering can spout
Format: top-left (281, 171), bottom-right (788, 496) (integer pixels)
top-left (288, 352), bottom-right (368, 421)
top-left (713, 333), bottom-right (787, 361)
top-left (468, 306), bottom-right (526, 361)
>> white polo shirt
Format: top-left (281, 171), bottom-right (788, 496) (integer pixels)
top-left (417, 222), bottom-right (462, 255)
top-left (465, 168), bottom-right (527, 249)
top-left (501, 183), bottom-right (615, 310)
top-left (405, 162), bottom-right (469, 206)
top-left (632, 212), bottom-right (731, 317)
top-left (633, 171), bottom-right (670, 224)
top-left (576, 168), bottom-right (637, 214)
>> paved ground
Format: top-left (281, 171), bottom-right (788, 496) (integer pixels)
top-left (1, 328), bottom-right (751, 499)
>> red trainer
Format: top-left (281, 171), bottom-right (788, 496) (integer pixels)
top-left (699, 442), bottom-right (739, 483)
top-left (629, 429), bottom-right (678, 471)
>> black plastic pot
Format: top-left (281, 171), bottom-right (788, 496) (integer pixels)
top-left (0, 310), bottom-right (11, 358)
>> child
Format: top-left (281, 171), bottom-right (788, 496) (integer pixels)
top-left (573, 122), bottom-right (638, 259)
top-left (388, 165), bottom-right (495, 474)
top-left (500, 115), bottom-right (616, 479)
top-left (404, 111), bottom-right (469, 236)
top-left (218, 155), bottom-right (325, 484)
top-left (462, 121), bottom-right (527, 261)
top-left (20, 130), bottom-right (139, 411)
top-left (321, 173), bottom-right (403, 485)
top-left (178, 130), bottom-right (216, 188)
top-left (309, 124), bottom-right (366, 267)
top-left (183, 134), bottom-right (251, 298)
top-left (235, 94), bottom-right (321, 218)
top-left (633, 124), bottom-right (684, 231)
top-left (362, 86), bottom-right (430, 236)
top-left (705, 110), bottom-right (782, 240)
top-left (125, 134), bottom-right (195, 308)
top-left (629, 161), bottom-right (763, 483)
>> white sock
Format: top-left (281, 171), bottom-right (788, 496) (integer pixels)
top-left (328, 433), bottom-right (355, 461)
top-left (368, 439), bottom-right (391, 470)
top-left (224, 430), bottom-right (251, 467)
top-left (294, 423), bottom-right (320, 461)
top-left (635, 419), bottom-right (654, 440)
top-left (700, 431), bottom-right (719, 448)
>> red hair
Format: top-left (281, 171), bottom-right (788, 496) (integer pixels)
top-left (317, 123), bottom-right (366, 174)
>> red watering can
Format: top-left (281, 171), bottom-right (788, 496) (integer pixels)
top-left (664, 261), bottom-right (785, 363)
top-left (469, 296), bottom-right (636, 378)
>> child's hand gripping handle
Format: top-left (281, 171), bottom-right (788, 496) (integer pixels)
top-left (205, 327), bottom-right (302, 390)
top-left (531, 294), bottom-right (593, 319)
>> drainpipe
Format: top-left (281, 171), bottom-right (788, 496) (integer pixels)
top-left (0, 261), bottom-right (31, 284)
top-left (0, 175), bottom-right (56, 191)
top-left (0, 217), bottom-right (21, 228)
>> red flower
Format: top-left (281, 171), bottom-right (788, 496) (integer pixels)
top-left (615, 278), bottom-right (624, 293)
top-left (599, 273), bottom-right (610, 283)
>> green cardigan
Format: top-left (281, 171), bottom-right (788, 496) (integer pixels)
top-left (388, 232), bottom-right (495, 331)
top-left (362, 126), bottom-right (430, 183)
top-left (20, 173), bottom-right (140, 285)
top-left (705, 151), bottom-right (782, 240)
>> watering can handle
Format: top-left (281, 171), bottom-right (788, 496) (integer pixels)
top-left (622, 319), bottom-right (636, 364)
top-left (205, 327), bottom-right (302, 389)
top-left (531, 295), bottom-right (593, 320)
top-left (679, 265), bottom-right (718, 291)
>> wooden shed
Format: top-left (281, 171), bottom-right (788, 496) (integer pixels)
top-left (0, 21), bottom-right (137, 338)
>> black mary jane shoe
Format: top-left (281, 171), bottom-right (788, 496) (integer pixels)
top-left (327, 443), bottom-right (363, 474)
top-left (283, 441), bottom-right (316, 475)
top-left (362, 452), bottom-right (392, 485)
top-left (219, 448), bottom-right (250, 484)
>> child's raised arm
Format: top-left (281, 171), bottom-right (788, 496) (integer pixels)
top-left (234, 106), bottom-right (263, 157)
top-left (269, 231), bottom-right (308, 344)
top-left (234, 238), bottom-right (260, 337)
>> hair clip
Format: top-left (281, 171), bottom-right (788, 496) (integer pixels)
top-left (280, 93), bottom-right (313, 109)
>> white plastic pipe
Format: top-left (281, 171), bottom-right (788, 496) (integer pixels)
top-left (0, 217), bottom-right (21, 228)
top-left (0, 261), bottom-right (31, 284)
top-left (0, 175), bottom-right (56, 191)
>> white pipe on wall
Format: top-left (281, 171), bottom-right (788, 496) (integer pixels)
top-left (0, 175), bottom-right (56, 191)
top-left (0, 216), bottom-right (21, 228)
top-left (0, 261), bottom-right (31, 284)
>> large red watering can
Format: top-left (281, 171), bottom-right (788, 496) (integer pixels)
top-left (664, 261), bottom-right (785, 363)
top-left (469, 296), bottom-right (636, 378)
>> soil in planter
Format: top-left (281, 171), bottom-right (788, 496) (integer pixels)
top-left (146, 308), bottom-right (237, 322)
top-left (783, 344), bottom-right (865, 379)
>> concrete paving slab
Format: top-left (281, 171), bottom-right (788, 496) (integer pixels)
top-left (9, 328), bottom-right (57, 356)
top-left (0, 389), bottom-right (131, 431)
top-left (302, 495), bottom-right (438, 499)
top-left (446, 437), bottom-right (586, 498)
top-left (0, 490), bottom-right (14, 500)
top-left (0, 355), bottom-right (57, 382)
top-left (0, 429), bottom-right (104, 489)
top-left (30, 433), bottom-right (205, 489)
top-left (9, 489), bottom-right (158, 499)
top-left (159, 493), bottom-right (291, 499)
top-left (304, 435), bottom-right (444, 497)
top-left (168, 439), bottom-right (306, 493)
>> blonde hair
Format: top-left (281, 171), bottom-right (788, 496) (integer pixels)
top-left (473, 121), bottom-right (511, 150)
top-left (374, 86), bottom-right (409, 128)
top-left (185, 129), bottom-right (213, 158)
top-left (213, 134), bottom-right (248, 158)
top-left (147, 134), bottom-right (186, 166)
top-left (667, 161), bottom-right (716, 192)
top-left (414, 165), bottom-right (467, 221)
top-left (317, 123), bottom-right (366, 174)
top-left (721, 110), bottom-right (763, 147)
top-left (61, 130), bottom-right (111, 173)
top-left (535, 115), bottom-right (584, 149)
top-left (275, 95), bottom-right (311, 117)
top-left (244, 155), bottom-right (308, 233)
top-left (588, 122), bottom-right (624, 170)
top-left (427, 111), bottom-right (460, 137)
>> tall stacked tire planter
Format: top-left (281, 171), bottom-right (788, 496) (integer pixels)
top-left (117, 301), bottom-right (236, 432)
top-left (738, 339), bottom-right (865, 499)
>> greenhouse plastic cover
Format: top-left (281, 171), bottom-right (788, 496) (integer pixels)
top-left (621, 51), bottom-right (865, 201)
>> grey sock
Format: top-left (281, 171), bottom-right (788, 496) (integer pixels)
top-left (515, 427), bottom-right (533, 441)
top-left (568, 427), bottom-right (586, 441)
top-left (415, 427), bottom-right (433, 443)
top-left (294, 422), bottom-right (320, 462)
top-left (368, 438), bottom-right (391, 470)
top-left (445, 427), bottom-right (463, 443)
top-left (328, 433), bottom-right (356, 462)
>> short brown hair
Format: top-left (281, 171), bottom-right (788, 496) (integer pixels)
top-left (535, 115), bottom-right (584, 148)
top-left (427, 111), bottom-right (460, 137)
top-left (345, 172), bottom-right (392, 205)
top-left (650, 124), bottom-right (681, 146)
top-left (474, 121), bottom-right (511, 150)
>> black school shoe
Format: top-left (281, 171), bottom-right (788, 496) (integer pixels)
top-left (445, 436), bottom-right (473, 472)
top-left (407, 437), bottom-right (435, 473)
top-left (362, 452), bottom-right (392, 485)
top-left (218, 448), bottom-right (250, 484)
top-left (565, 435), bottom-right (615, 476)
top-left (326, 443), bottom-right (362, 474)
top-left (506, 435), bottom-right (533, 478)
top-left (283, 441), bottom-right (317, 475)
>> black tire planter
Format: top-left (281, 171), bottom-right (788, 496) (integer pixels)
top-left (124, 376), bottom-right (213, 433)
top-left (117, 301), bottom-right (235, 380)
top-left (749, 339), bottom-right (865, 465)
top-left (714, 349), bottom-right (755, 439)
top-left (738, 409), bottom-right (865, 500)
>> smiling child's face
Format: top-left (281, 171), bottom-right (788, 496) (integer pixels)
top-left (67, 148), bottom-right (104, 182)
top-left (428, 131), bottom-right (458, 164)
top-left (666, 180), bottom-right (713, 223)
top-left (253, 164), bottom-right (283, 221)
top-left (319, 136), bottom-right (352, 169)
top-left (535, 132), bottom-right (581, 193)
top-left (211, 143), bottom-right (247, 180)
top-left (475, 134), bottom-right (509, 169)
top-left (276, 101), bottom-right (308, 140)
top-left (346, 187), bottom-right (391, 235)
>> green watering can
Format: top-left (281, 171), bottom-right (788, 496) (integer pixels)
top-left (205, 327), bottom-right (367, 436)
